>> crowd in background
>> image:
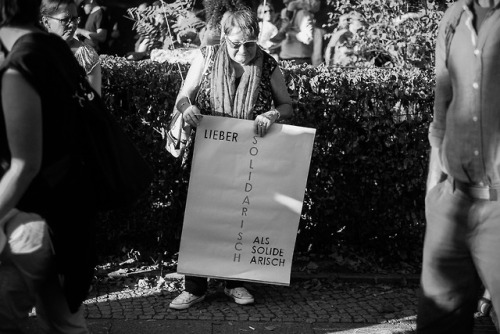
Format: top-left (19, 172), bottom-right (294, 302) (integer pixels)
top-left (67, 0), bottom-right (366, 67)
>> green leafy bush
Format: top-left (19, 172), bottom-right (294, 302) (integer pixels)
top-left (99, 56), bottom-right (434, 269)
top-left (284, 64), bottom-right (433, 265)
top-left (323, 0), bottom-right (454, 68)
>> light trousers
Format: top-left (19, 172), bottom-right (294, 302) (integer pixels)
top-left (417, 180), bottom-right (500, 333)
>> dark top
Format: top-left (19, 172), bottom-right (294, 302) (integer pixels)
top-left (0, 32), bottom-right (86, 214)
top-left (430, 0), bottom-right (500, 186)
top-left (84, 8), bottom-right (110, 52)
top-left (0, 31), bottom-right (97, 312)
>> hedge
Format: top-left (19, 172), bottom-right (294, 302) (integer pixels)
top-left (98, 55), bottom-right (434, 268)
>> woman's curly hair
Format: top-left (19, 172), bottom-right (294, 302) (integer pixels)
top-left (202, 0), bottom-right (256, 29)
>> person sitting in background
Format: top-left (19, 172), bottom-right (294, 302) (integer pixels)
top-left (41, 0), bottom-right (101, 95)
top-left (169, 8), bottom-right (292, 310)
top-left (276, 0), bottom-right (314, 65)
top-left (76, 0), bottom-right (109, 54)
top-left (257, 1), bottom-right (279, 60)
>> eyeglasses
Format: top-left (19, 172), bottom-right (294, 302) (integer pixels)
top-left (225, 37), bottom-right (258, 49)
top-left (45, 16), bottom-right (80, 26)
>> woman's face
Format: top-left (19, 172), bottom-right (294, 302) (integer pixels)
top-left (225, 28), bottom-right (258, 66)
top-left (43, 3), bottom-right (79, 42)
top-left (257, 5), bottom-right (274, 22)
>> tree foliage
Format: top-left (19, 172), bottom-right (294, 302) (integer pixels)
top-left (127, 0), bottom-right (205, 51)
top-left (324, 0), bottom-right (457, 68)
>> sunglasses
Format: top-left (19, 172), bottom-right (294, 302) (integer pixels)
top-left (46, 16), bottom-right (80, 27)
top-left (225, 37), bottom-right (258, 49)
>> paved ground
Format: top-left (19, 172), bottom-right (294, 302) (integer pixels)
top-left (24, 272), bottom-right (497, 333)
top-left (68, 273), bottom-right (496, 333)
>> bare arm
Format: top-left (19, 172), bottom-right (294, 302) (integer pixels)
top-left (254, 66), bottom-right (293, 137)
top-left (270, 67), bottom-right (293, 119)
top-left (176, 50), bottom-right (204, 128)
top-left (0, 69), bottom-right (42, 221)
top-left (76, 27), bottom-right (108, 44)
top-left (87, 62), bottom-right (102, 96)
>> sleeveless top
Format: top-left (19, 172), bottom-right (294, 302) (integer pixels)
top-left (195, 45), bottom-right (278, 119)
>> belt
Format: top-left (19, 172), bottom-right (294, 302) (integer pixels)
top-left (447, 177), bottom-right (499, 201)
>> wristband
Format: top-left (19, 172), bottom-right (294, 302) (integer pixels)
top-left (272, 108), bottom-right (281, 120)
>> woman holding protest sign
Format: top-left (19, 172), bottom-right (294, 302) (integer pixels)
top-left (169, 8), bottom-right (293, 310)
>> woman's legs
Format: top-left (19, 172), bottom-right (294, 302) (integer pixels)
top-left (184, 275), bottom-right (208, 296)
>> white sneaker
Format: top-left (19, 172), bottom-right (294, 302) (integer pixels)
top-left (224, 287), bottom-right (254, 305)
top-left (169, 291), bottom-right (205, 310)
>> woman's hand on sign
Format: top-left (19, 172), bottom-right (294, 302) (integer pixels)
top-left (183, 105), bottom-right (202, 128)
top-left (254, 110), bottom-right (279, 137)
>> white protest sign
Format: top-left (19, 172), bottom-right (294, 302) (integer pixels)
top-left (177, 115), bottom-right (315, 285)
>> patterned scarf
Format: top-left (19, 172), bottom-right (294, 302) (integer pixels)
top-left (209, 42), bottom-right (263, 119)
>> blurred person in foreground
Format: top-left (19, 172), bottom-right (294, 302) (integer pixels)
top-left (0, 0), bottom-right (100, 332)
top-left (169, 8), bottom-right (292, 310)
top-left (419, 0), bottom-right (500, 332)
top-left (41, 0), bottom-right (101, 95)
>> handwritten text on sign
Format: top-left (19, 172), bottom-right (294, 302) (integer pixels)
top-left (177, 116), bottom-right (315, 285)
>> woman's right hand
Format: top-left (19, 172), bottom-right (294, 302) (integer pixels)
top-left (183, 105), bottom-right (202, 127)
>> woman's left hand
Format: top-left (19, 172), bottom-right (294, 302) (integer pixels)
top-left (254, 109), bottom-right (280, 137)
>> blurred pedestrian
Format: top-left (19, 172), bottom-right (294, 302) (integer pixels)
top-left (0, 0), bottom-right (101, 332)
top-left (419, 0), bottom-right (500, 332)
